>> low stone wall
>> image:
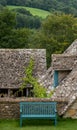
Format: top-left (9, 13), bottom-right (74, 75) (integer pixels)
top-left (0, 98), bottom-right (67, 119)
top-left (64, 99), bottom-right (77, 119)
top-left (0, 102), bottom-right (19, 119)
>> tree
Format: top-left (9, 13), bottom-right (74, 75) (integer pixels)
top-left (7, 28), bottom-right (31, 48)
top-left (0, 8), bottom-right (16, 48)
top-left (13, 8), bottom-right (32, 16)
top-left (0, 0), bottom-right (7, 6)
top-left (42, 13), bottom-right (77, 43)
top-left (16, 13), bottom-right (41, 29)
top-left (0, 8), bottom-right (16, 43)
top-left (0, 8), bottom-right (31, 48)
top-left (30, 13), bottom-right (77, 67)
top-left (6, 0), bottom-right (77, 16)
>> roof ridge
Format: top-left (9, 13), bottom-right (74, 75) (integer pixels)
top-left (64, 39), bottom-right (77, 55)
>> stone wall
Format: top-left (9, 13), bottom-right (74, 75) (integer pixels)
top-left (0, 98), bottom-right (67, 119)
top-left (0, 102), bottom-right (19, 119)
top-left (64, 99), bottom-right (77, 119)
top-left (0, 49), bottom-right (46, 89)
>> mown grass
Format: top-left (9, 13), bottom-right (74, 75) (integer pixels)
top-left (0, 118), bottom-right (77, 130)
top-left (7, 5), bottom-right (50, 19)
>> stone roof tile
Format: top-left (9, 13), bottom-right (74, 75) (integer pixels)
top-left (51, 39), bottom-right (77, 115)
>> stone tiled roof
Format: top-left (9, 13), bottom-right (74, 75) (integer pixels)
top-left (52, 69), bottom-right (77, 115)
top-left (38, 67), bottom-right (54, 91)
top-left (0, 49), bottom-right (46, 89)
top-left (52, 39), bottom-right (77, 115)
top-left (64, 39), bottom-right (77, 55)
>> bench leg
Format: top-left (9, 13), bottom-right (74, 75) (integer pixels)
top-left (54, 118), bottom-right (57, 126)
top-left (20, 118), bottom-right (22, 127)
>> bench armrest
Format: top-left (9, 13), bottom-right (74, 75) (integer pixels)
top-left (20, 109), bottom-right (22, 113)
top-left (54, 108), bottom-right (57, 114)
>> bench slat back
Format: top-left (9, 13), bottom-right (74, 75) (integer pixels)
top-left (20, 102), bottom-right (56, 115)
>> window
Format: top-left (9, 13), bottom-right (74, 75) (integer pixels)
top-left (0, 87), bottom-right (33, 98)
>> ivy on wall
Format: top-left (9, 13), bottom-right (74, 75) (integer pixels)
top-left (19, 58), bottom-right (47, 98)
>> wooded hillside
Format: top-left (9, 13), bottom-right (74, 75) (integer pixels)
top-left (0, 0), bottom-right (77, 16)
top-left (0, 1), bottom-right (77, 66)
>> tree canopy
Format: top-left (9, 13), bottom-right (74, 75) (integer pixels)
top-left (1, 0), bottom-right (77, 16)
top-left (0, 8), bottom-right (31, 48)
top-left (29, 13), bottom-right (77, 66)
top-left (0, 8), bottom-right (77, 67)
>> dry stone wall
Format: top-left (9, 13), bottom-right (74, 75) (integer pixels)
top-left (0, 98), bottom-right (66, 119)
top-left (64, 99), bottom-right (77, 119)
top-left (0, 102), bottom-right (19, 119)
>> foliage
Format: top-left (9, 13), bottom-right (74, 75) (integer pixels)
top-left (16, 13), bottom-right (41, 29)
top-left (0, 7), bottom-right (16, 36)
top-left (0, 7), bottom-right (16, 48)
top-left (0, 7), bottom-right (32, 48)
top-left (19, 58), bottom-right (47, 98)
top-left (4, 0), bottom-right (77, 16)
top-left (0, 7), bottom-right (77, 67)
top-left (6, 28), bottom-right (31, 48)
top-left (13, 8), bottom-right (32, 16)
top-left (0, 0), bottom-right (7, 6)
top-left (8, 6), bottom-right (42, 29)
top-left (29, 13), bottom-right (77, 66)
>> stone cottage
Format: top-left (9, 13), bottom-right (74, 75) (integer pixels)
top-left (51, 39), bottom-right (77, 119)
top-left (35, 39), bottom-right (77, 119)
top-left (0, 40), bottom-right (77, 119)
top-left (0, 49), bottom-right (47, 118)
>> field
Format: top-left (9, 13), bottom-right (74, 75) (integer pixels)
top-left (7, 5), bottom-right (50, 19)
top-left (0, 118), bottom-right (77, 130)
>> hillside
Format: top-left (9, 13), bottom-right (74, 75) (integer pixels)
top-left (0, 0), bottom-right (77, 16)
top-left (7, 6), bottom-right (50, 19)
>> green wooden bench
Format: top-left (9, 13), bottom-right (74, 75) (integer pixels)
top-left (19, 101), bottom-right (57, 127)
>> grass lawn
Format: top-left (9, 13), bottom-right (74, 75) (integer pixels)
top-left (7, 5), bottom-right (50, 19)
top-left (0, 118), bottom-right (77, 130)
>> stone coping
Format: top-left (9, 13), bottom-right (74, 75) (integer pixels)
top-left (52, 54), bottom-right (77, 57)
top-left (0, 97), bottom-right (68, 103)
top-left (0, 49), bottom-right (45, 51)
